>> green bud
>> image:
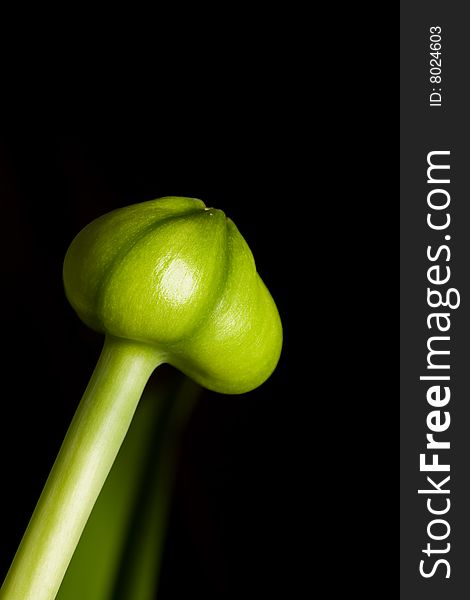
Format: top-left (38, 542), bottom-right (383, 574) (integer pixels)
top-left (63, 196), bottom-right (282, 394)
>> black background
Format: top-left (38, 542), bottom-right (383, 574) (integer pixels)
top-left (0, 11), bottom-right (401, 598)
top-left (401, 3), bottom-right (470, 598)
top-left (0, 128), bottom-right (308, 599)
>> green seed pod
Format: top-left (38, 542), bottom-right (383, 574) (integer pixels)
top-left (63, 196), bottom-right (282, 394)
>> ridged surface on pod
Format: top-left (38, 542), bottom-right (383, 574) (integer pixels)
top-left (64, 197), bottom-right (282, 394)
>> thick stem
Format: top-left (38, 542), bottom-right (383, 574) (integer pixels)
top-left (0, 335), bottom-right (164, 600)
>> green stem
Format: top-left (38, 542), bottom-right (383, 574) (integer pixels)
top-left (0, 335), bottom-right (164, 600)
top-left (56, 379), bottom-right (169, 600)
top-left (113, 377), bottom-right (200, 600)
